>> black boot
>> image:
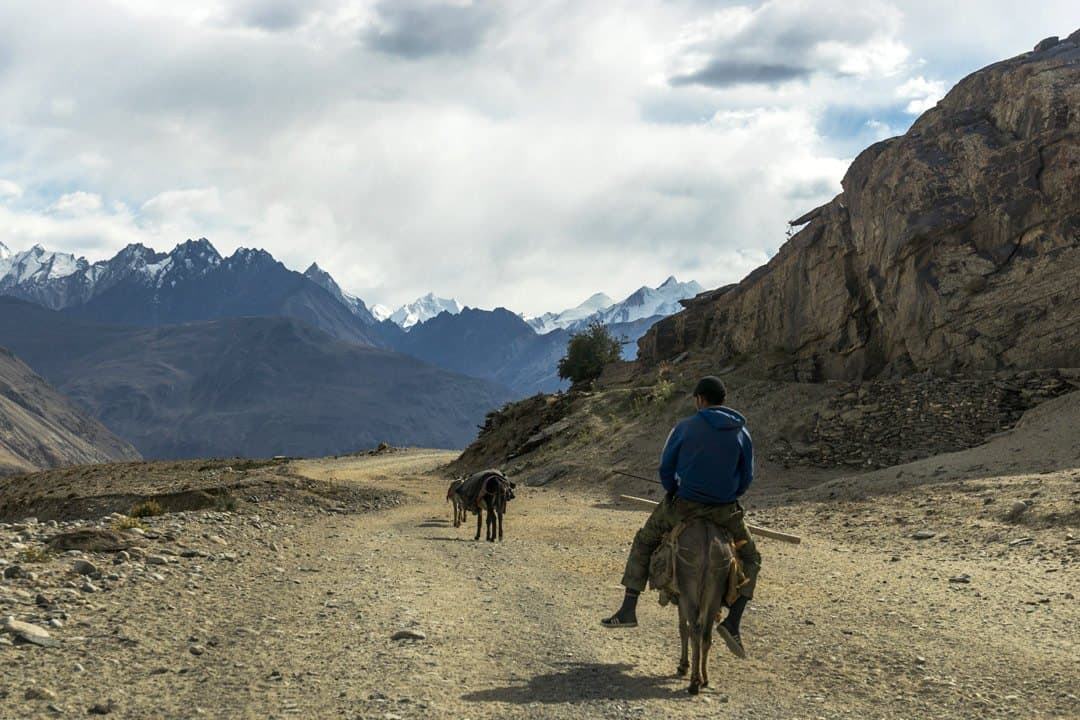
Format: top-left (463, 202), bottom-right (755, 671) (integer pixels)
top-left (600, 589), bottom-right (639, 628)
top-left (717, 596), bottom-right (748, 658)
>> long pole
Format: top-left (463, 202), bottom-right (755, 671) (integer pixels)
top-left (612, 469), bottom-right (802, 545)
top-left (612, 469), bottom-right (658, 483)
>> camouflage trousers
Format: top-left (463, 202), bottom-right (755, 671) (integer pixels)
top-left (621, 496), bottom-right (760, 599)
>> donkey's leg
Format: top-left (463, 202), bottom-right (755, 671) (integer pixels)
top-left (497, 506), bottom-right (503, 541)
top-left (677, 605), bottom-right (690, 677)
top-left (475, 508), bottom-right (483, 541)
top-left (701, 619), bottom-right (713, 688)
top-left (485, 497), bottom-right (495, 541)
top-left (688, 620), bottom-right (703, 695)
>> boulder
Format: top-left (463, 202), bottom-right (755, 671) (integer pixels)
top-left (1, 616), bottom-right (60, 648)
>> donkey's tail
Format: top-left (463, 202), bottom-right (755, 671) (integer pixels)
top-left (697, 523), bottom-right (731, 630)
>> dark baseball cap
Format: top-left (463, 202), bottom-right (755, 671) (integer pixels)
top-left (692, 376), bottom-right (727, 405)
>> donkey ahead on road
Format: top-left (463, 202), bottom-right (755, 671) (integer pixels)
top-left (446, 478), bottom-right (467, 528)
top-left (452, 469), bottom-right (515, 542)
top-left (473, 471), bottom-right (513, 541)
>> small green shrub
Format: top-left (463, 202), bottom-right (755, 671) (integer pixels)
top-left (129, 500), bottom-right (164, 518)
top-left (629, 380), bottom-right (676, 413)
top-left (18, 546), bottom-right (53, 563)
top-left (111, 516), bottom-right (146, 531)
top-left (214, 493), bottom-right (238, 512)
top-left (651, 379), bottom-right (675, 403)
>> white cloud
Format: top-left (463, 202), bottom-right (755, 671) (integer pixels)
top-left (0, 1), bottom-right (1075, 314)
top-left (897, 75), bottom-right (947, 114)
top-left (0, 179), bottom-right (21, 198)
top-left (139, 187), bottom-right (225, 232)
top-left (0, 197), bottom-right (144, 256)
top-left (48, 191), bottom-right (104, 215)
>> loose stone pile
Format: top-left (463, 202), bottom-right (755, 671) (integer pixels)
top-left (0, 508), bottom-right (287, 713)
top-left (768, 370), bottom-right (1077, 469)
top-left (0, 511), bottom-right (253, 641)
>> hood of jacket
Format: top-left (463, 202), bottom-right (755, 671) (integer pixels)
top-left (696, 406), bottom-right (746, 430)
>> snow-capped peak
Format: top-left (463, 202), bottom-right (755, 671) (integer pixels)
top-left (389, 293), bottom-right (463, 330)
top-left (530, 277), bottom-right (703, 334)
top-left (527, 291), bottom-right (614, 334)
top-left (172, 238), bottom-right (222, 265)
top-left (371, 304), bottom-right (392, 322)
top-left (0, 244), bottom-right (85, 285)
top-left (593, 277), bottom-right (704, 325)
top-left (302, 261), bottom-right (378, 325)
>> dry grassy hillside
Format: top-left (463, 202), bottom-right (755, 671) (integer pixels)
top-left (450, 355), bottom-right (1077, 498)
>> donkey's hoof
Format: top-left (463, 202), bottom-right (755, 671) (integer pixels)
top-left (688, 682), bottom-right (700, 696)
top-left (676, 665), bottom-right (688, 677)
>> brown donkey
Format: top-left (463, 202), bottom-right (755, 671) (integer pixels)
top-left (446, 478), bottom-right (467, 527)
top-left (674, 519), bottom-right (734, 694)
top-left (473, 472), bottom-right (512, 542)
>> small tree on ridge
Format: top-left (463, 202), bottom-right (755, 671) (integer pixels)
top-left (558, 320), bottom-right (622, 386)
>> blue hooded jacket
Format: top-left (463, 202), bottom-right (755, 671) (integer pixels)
top-left (659, 407), bottom-right (753, 504)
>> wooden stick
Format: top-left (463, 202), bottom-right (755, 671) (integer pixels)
top-left (618, 494), bottom-right (802, 544)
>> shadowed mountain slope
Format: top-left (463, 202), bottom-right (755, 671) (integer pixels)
top-left (0, 298), bottom-right (513, 459)
top-left (396, 307), bottom-right (570, 396)
top-left (0, 347), bottom-right (141, 474)
top-left (398, 308), bottom-right (682, 396)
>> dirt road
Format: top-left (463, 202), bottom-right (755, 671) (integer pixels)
top-left (3, 447), bottom-right (1077, 719)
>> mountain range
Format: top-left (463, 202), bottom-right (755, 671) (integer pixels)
top-left (0, 240), bottom-right (392, 347)
top-left (527, 277), bottom-right (703, 334)
top-left (0, 298), bottom-right (512, 460)
top-left (0, 239), bottom-right (700, 388)
top-left (386, 293), bottom-right (463, 329)
top-left (0, 237), bottom-right (699, 465)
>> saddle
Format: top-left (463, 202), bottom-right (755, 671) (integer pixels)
top-left (649, 521), bottom-right (749, 609)
top-left (457, 469), bottom-right (514, 511)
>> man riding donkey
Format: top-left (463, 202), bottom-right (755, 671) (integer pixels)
top-left (601, 376), bottom-right (760, 659)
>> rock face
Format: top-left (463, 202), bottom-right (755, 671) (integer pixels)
top-left (639, 33), bottom-right (1080, 381)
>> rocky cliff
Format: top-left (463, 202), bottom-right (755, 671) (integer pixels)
top-left (639, 31), bottom-right (1080, 381)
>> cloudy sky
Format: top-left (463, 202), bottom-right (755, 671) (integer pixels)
top-left (0, 1), bottom-right (1075, 315)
